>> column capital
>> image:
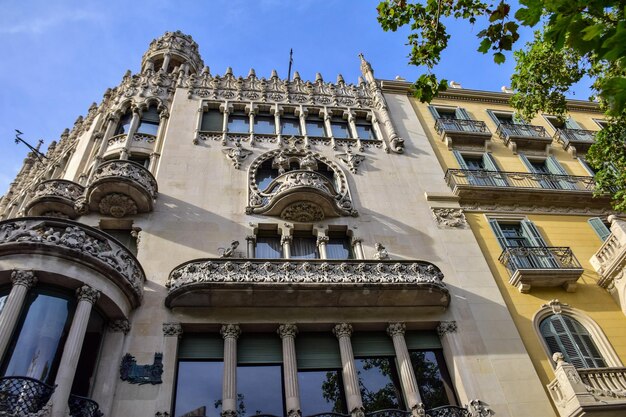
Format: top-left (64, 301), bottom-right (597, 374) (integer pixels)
top-left (281, 235), bottom-right (293, 245)
top-left (387, 322), bottom-right (406, 337)
top-left (76, 285), bottom-right (100, 304)
top-left (109, 319), bottom-right (131, 334)
top-left (333, 323), bottom-right (353, 339)
top-left (316, 236), bottom-right (329, 246)
top-left (11, 270), bottom-right (37, 289)
top-left (437, 321), bottom-right (457, 336)
top-left (351, 238), bottom-right (363, 246)
top-left (278, 324), bottom-right (298, 339)
top-left (245, 235), bottom-right (256, 243)
top-left (163, 322), bottom-right (183, 337)
top-left (220, 324), bottom-right (241, 339)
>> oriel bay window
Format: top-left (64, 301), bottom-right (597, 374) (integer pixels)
top-left (136, 106), bottom-right (160, 136)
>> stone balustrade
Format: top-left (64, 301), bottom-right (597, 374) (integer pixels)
top-left (25, 179), bottom-right (85, 219)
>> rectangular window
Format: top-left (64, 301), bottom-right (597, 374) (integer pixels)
top-left (486, 110), bottom-right (523, 125)
top-left (452, 151), bottom-right (507, 186)
top-left (326, 231), bottom-right (353, 260)
top-left (306, 115), bottom-right (327, 137)
top-left (330, 117), bottom-right (351, 139)
top-left (428, 106), bottom-right (470, 120)
top-left (116, 113), bottom-right (132, 135)
top-left (101, 228), bottom-right (138, 256)
top-left (588, 217), bottom-right (611, 242)
top-left (256, 232), bottom-right (282, 259)
top-left (254, 113), bottom-right (276, 135)
top-left (489, 218), bottom-right (559, 269)
top-left (201, 109), bottom-right (223, 132)
top-left (128, 154), bottom-right (150, 169)
top-left (519, 154), bottom-right (576, 190)
top-left (355, 117), bottom-right (376, 140)
top-left (228, 112), bottom-right (250, 133)
top-left (291, 231), bottom-right (318, 259)
top-left (281, 115), bottom-right (301, 136)
top-left (137, 108), bottom-right (160, 136)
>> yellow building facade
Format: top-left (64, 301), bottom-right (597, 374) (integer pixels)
top-left (398, 84), bottom-right (626, 417)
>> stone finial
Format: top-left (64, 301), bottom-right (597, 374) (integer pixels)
top-left (387, 322), bottom-right (406, 337)
top-left (201, 66), bottom-right (210, 76)
top-left (225, 67), bottom-right (233, 76)
top-left (278, 324), bottom-right (298, 338)
top-left (337, 74), bottom-right (345, 84)
top-left (163, 322), bottom-right (183, 337)
top-left (11, 270), bottom-right (37, 289)
top-left (293, 71), bottom-right (301, 81)
top-left (248, 68), bottom-right (256, 78)
top-left (220, 324), bottom-right (241, 339)
top-left (315, 73), bottom-right (323, 83)
top-left (76, 285), bottom-right (100, 304)
top-left (270, 69), bottom-right (278, 79)
top-left (333, 323), bottom-right (353, 338)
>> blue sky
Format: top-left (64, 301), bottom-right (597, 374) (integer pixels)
top-left (0, 0), bottom-right (593, 194)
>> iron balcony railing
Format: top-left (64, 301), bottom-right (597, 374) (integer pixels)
top-left (554, 128), bottom-right (596, 144)
top-left (68, 393), bottom-right (104, 417)
top-left (496, 122), bottom-right (548, 140)
top-left (249, 406), bottom-right (473, 417)
top-left (435, 118), bottom-right (490, 135)
top-left (499, 246), bottom-right (582, 274)
top-left (0, 376), bottom-right (55, 415)
top-left (445, 169), bottom-right (597, 191)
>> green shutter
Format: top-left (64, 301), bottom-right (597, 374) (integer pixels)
top-left (352, 332), bottom-right (395, 357)
top-left (546, 156), bottom-right (576, 190)
top-left (405, 331), bottom-right (441, 350)
top-left (520, 219), bottom-right (548, 247)
top-left (488, 219), bottom-right (508, 250)
top-left (564, 117), bottom-right (580, 129)
top-left (588, 218), bottom-right (611, 242)
top-left (579, 158), bottom-right (596, 176)
top-left (237, 334), bottom-right (283, 364)
top-left (486, 110), bottom-right (501, 126)
top-left (452, 151), bottom-right (469, 170)
top-left (455, 108), bottom-right (471, 120)
top-left (428, 106), bottom-right (440, 120)
top-left (483, 153), bottom-right (508, 186)
top-left (519, 154), bottom-right (535, 172)
top-left (295, 333), bottom-right (342, 369)
top-left (178, 334), bottom-right (224, 359)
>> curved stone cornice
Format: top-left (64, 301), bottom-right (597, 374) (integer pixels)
top-left (25, 179), bottom-right (85, 219)
top-left (165, 258), bottom-right (449, 309)
top-left (0, 217), bottom-right (145, 307)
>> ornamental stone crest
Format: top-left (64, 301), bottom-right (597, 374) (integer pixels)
top-left (432, 208), bottom-right (468, 229)
top-left (99, 193), bottom-right (138, 218)
top-left (222, 143), bottom-right (253, 169)
top-left (542, 299), bottom-right (569, 314)
top-left (336, 150), bottom-right (366, 174)
top-left (280, 202), bottom-right (325, 222)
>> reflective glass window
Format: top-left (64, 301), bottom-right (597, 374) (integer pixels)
top-left (355, 357), bottom-right (404, 411)
top-left (306, 117), bottom-right (326, 137)
top-left (330, 118), bottom-right (351, 139)
top-left (355, 120), bottom-right (376, 140)
top-left (237, 365), bottom-right (284, 416)
top-left (410, 350), bottom-right (455, 409)
top-left (281, 117), bottom-right (301, 136)
top-left (254, 114), bottom-right (276, 135)
top-left (137, 107), bottom-right (160, 136)
top-left (202, 110), bottom-right (223, 132)
top-left (116, 113), bottom-right (132, 135)
top-left (298, 370), bottom-right (346, 415)
top-left (174, 361), bottom-right (224, 417)
top-left (228, 114), bottom-right (250, 133)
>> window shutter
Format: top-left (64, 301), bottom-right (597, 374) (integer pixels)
top-left (564, 117), bottom-right (580, 129)
top-left (519, 154), bottom-right (535, 172)
top-left (588, 218), bottom-right (611, 242)
top-left (452, 151), bottom-right (469, 170)
top-left (237, 334), bottom-right (283, 364)
top-left (486, 110), bottom-right (501, 126)
top-left (428, 106), bottom-right (440, 120)
top-left (455, 108), bottom-right (471, 120)
top-left (546, 156), bottom-right (577, 190)
top-left (405, 331), bottom-right (442, 350)
top-left (579, 158), bottom-right (596, 176)
top-left (351, 332), bottom-right (396, 357)
top-left (295, 333), bottom-right (342, 369)
top-left (520, 220), bottom-right (548, 247)
top-left (541, 315), bottom-right (607, 369)
top-left (178, 334), bottom-right (224, 360)
top-left (488, 219), bottom-right (508, 250)
top-left (483, 153), bottom-right (508, 186)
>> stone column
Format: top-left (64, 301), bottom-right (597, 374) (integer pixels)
top-left (87, 116), bottom-right (118, 183)
top-left (0, 270), bottom-right (37, 361)
top-left (246, 235), bottom-right (256, 258)
top-left (387, 323), bottom-right (422, 413)
top-left (247, 105), bottom-right (256, 144)
top-left (148, 110), bottom-right (169, 173)
top-left (155, 322), bottom-right (183, 416)
top-left (281, 235), bottom-right (292, 259)
top-left (51, 285), bottom-right (100, 417)
top-left (317, 236), bottom-right (329, 259)
top-left (333, 323), bottom-right (363, 416)
top-left (91, 319), bottom-right (130, 417)
top-left (120, 108), bottom-right (141, 160)
top-left (272, 105), bottom-right (282, 142)
top-left (352, 238), bottom-right (365, 260)
top-left (323, 109), bottom-right (336, 150)
top-left (220, 324), bottom-right (241, 417)
top-left (296, 107), bottom-right (309, 148)
top-left (220, 103), bottom-right (231, 145)
top-left (278, 324), bottom-right (301, 417)
top-left (161, 53), bottom-right (171, 72)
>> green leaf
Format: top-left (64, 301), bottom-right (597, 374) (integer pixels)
top-left (478, 38), bottom-right (492, 53)
top-left (494, 52), bottom-right (506, 64)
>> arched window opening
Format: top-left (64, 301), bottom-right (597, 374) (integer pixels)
top-left (115, 112), bottom-right (132, 135)
top-left (540, 314), bottom-right (606, 368)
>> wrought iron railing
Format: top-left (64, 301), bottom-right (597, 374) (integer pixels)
top-left (427, 406), bottom-right (471, 417)
top-left (0, 376), bottom-right (55, 415)
top-left (366, 409), bottom-right (410, 417)
top-left (499, 246), bottom-right (582, 274)
top-left (496, 122), bottom-right (548, 140)
top-left (68, 394), bottom-right (104, 417)
top-left (445, 168), bottom-right (597, 191)
top-left (554, 128), bottom-right (596, 143)
top-left (435, 118), bottom-right (490, 135)
top-left (250, 405), bottom-right (474, 417)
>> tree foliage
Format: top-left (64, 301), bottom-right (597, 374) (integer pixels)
top-left (377, 0), bottom-right (626, 210)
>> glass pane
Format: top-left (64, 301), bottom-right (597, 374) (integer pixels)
top-left (256, 168), bottom-right (278, 192)
top-left (2, 291), bottom-right (75, 384)
top-left (71, 310), bottom-right (105, 396)
top-left (254, 116), bottom-right (276, 135)
top-left (228, 115), bottom-right (250, 133)
top-left (326, 238), bottom-right (352, 260)
top-left (298, 370), bottom-right (346, 415)
top-left (174, 361), bottom-right (223, 417)
top-left (137, 121), bottom-right (159, 135)
top-left (306, 120), bottom-right (326, 137)
top-left (331, 121), bottom-right (351, 139)
top-left (355, 357), bottom-right (403, 411)
top-left (0, 293), bottom-right (7, 315)
top-left (356, 123), bottom-right (376, 140)
top-left (116, 114), bottom-right (132, 135)
top-left (281, 118), bottom-right (301, 136)
top-left (291, 237), bottom-right (317, 259)
top-left (202, 111), bottom-right (223, 131)
top-left (237, 365), bottom-right (284, 416)
top-left (256, 237), bottom-right (282, 259)
top-left (410, 351), bottom-right (450, 409)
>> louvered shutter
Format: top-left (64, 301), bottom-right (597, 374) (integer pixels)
top-left (352, 332), bottom-right (396, 357)
top-left (295, 333), bottom-right (342, 369)
top-left (486, 110), bottom-right (502, 126)
top-left (540, 315), bottom-right (606, 369)
top-left (519, 154), bottom-right (535, 172)
top-left (428, 106), bottom-right (441, 120)
top-left (588, 218), bottom-right (611, 242)
top-left (564, 117), bottom-right (580, 129)
top-left (521, 220), bottom-right (558, 268)
top-left (178, 334), bottom-right (224, 359)
top-left (482, 153), bottom-right (508, 186)
top-left (237, 333), bottom-right (283, 364)
top-left (488, 219), bottom-right (508, 250)
top-left (546, 156), bottom-right (576, 190)
top-left (455, 108), bottom-right (471, 120)
top-left (452, 151), bottom-right (469, 170)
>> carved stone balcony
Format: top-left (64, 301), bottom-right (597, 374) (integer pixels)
top-left (25, 179), bottom-right (85, 219)
top-left (590, 216), bottom-right (626, 316)
top-left (499, 246), bottom-right (584, 293)
top-left (86, 160), bottom-right (157, 217)
top-left (435, 118), bottom-right (492, 149)
top-left (445, 169), bottom-right (611, 208)
top-left (0, 217), bottom-right (145, 307)
top-left (548, 356), bottom-right (626, 417)
top-left (555, 128), bottom-right (596, 156)
top-left (247, 170), bottom-right (357, 221)
top-left (496, 122), bottom-right (551, 153)
top-left (165, 259), bottom-right (449, 310)
top-left (105, 132), bottom-right (157, 158)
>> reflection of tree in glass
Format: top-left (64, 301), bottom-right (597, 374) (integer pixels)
top-left (409, 351), bottom-right (448, 409)
top-left (321, 371), bottom-right (346, 413)
top-left (214, 394), bottom-right (246, 417)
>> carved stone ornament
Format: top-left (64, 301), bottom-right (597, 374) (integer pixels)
top-left (432, 208), bottom-right (468, 229)
top-left (98, 193), bottom-right (138, 218)
top-left (374, 242), bottom-right (389, 260)
top-left (336, 150), bottom-right (366, 174)
top-left (468, 399), bottom-right (495, 417)
top-left (155, 413), bottom-right (170, 417)
top-left (386, 322), bottom-right (406, 337)
top-left (0, 218), bottom-right (144, 304)
top-left (333, 323), bottom-right (353, 338)
top-left (542, 299), bottom-right (569, 314)
top-left (76, 285), bottom-right (100, 304)
top-left (437, 321), bottom-right (458, 336)
top-left (162, 322), bottom-right (183, 337)
top-left (120, 352), bottom-right (163, 385)
top-left (222, 142), bottom-right (253, 169)
top-left (11, 269), bottom-right (37, 289)
top-left (109, 319), bottom-right (131, 334)
top-left (278, 323), bottom-right (298, 339)
top-left (281, 202), bottom-right (325, 222)
top-left (218, 240), bottom-right (240, 258)
top-left (220, 324), bottom-right (241, 339)
top-left (287, 410), bottom-right (302, 417)
top-left (89, 159), bottom-right (158, 200)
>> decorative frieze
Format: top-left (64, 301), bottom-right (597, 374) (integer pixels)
top-left (432, 208), bottom-right (468, 229)
top-left (162, 323), bottom-right (183, 337)
top-left (437, 321), bottom-right (458, 336)
top-left (109, 319), bottom-right (131, 334)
